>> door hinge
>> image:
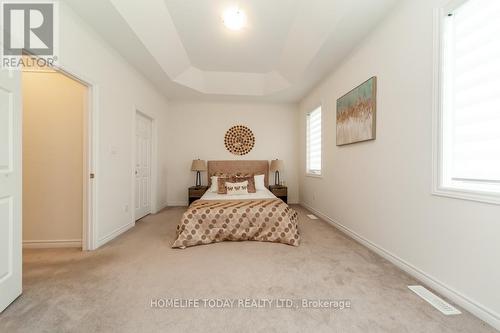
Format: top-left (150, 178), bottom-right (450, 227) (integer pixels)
top-left (90, 173), bottom-right (95, 179)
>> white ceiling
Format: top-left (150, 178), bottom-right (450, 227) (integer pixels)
top-left (63, 0), bottom-right (399, 102)
top-left (165, 0), bottom-right (302, 73)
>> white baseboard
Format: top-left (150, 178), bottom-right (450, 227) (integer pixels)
top-left (23, 239), bottom-right (82, 249)
top-left (300, 202), bottom-right (500, 331)
top-left (97, 222), bottom-right (135, 248)
top-left (157, 201), bottom-right (169, 211)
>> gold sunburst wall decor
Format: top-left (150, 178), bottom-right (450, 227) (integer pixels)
top-left (224, 125), bottom-right (255, 155)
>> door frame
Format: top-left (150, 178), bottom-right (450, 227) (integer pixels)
top-left (57, 65), bottom-right (98, 251)
top-left (132, 108), bottom-right (158, 220)
top-left (23, 58), bottom-right (99, 251)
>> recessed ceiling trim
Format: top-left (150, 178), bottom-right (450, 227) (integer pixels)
top-left (102, 0), bottom-right (398, 98)
top-left (108, 0), bottom-right (293, 97)
top-left (277, 1), bottom-right (351, 83)
top-left (109, 0), bottom-right (191, 78)
top-left (174, 67), bottom-right (290, 96)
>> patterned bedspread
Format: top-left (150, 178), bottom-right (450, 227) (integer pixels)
top-left (172, 199), bottom-right (300, 249)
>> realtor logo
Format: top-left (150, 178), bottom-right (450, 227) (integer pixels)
top-left (1, 1), bottom-right (58, 69)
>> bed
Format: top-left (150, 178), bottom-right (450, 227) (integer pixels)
top-left (172, 160), bottom-right (300, 249)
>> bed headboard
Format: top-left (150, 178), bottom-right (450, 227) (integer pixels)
top-left (207, 160), bottom-right (269, 187)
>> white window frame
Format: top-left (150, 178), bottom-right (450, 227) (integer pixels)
top-left (306, 105), bottom-right (322, 177)
top-left (432, 0), bottom-right (500, 205)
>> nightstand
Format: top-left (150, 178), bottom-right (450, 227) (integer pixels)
top-left (269, 185), bottom-right (287, 203)
top-left (188, 186), bottom-right (208, 205)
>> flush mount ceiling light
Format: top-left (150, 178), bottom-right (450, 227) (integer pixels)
top-left (222, 7), bottom-right (247, 31)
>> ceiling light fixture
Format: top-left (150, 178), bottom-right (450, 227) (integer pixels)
top-left (222, 7), bottom-right (247, 31)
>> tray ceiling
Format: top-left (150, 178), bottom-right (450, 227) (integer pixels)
top-left (64, 0), bottom-right (399, 102)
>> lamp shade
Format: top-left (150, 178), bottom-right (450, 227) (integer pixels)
top-left (191, 159), bottom-right (207, 171)
top-left (270, 159), bottom-right (284, 172)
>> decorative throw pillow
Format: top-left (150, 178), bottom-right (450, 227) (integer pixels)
top-left (217, 176), bottom-right (230, 194)
top-left (217, 175), bottom-right (256, 194)
top-left (235, 172), bottom-right (252, 178)
top-left (254, 174), bottom-right (265, 190)
top-left (233, 176), bottom-right (256, 193)
top-left (225, 181), bottom-right (249, 195)
top-left (210, 176), bottom-right (219, 192)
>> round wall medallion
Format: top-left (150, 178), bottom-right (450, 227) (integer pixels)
top-left (224, 125), bottom-right (255, 155)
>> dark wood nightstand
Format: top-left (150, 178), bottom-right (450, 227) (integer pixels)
top-left (188, 186), bottom-right (208, 205)
top-left (269, 185), bottom-right (287, 203)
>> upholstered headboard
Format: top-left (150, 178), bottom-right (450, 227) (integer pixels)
top-left (207, 160), bottom-right (269, 187)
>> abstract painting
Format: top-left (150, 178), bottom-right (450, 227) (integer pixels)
top-left (336, 77), bottom-right (377, 146)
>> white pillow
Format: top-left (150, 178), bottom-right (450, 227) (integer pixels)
top-left (225, 181), bottom-right (249, 195)
top-left (254, 174), bottom-right (265, 190)
top-left (210, 176), bottom-right (218, 192)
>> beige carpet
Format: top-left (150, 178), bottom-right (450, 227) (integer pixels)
top-left (0, 206), bottom-right (496, 333)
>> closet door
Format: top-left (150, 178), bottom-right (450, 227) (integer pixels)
top-left (135, 112), bottom-right (152, 220)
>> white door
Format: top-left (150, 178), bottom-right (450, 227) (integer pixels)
top-left (135, 112), bottom-right (152, 220)
top-left (0, 68), bottom-right (22, 312)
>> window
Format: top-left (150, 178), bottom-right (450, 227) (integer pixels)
top-left (306, 106), bottom-right (322, 176)
top-left (435, 0), bottom-right (500, 203)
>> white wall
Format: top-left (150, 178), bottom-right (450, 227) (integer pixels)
top-left (166, 102), bottom-right (299, 206)
top-left (58, 3), bottom-right (169, 248)
top-left (299, 0), bottom-right (500, 329)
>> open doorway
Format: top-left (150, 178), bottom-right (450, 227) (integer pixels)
top-left (21, 62), bottom-right (95, 250)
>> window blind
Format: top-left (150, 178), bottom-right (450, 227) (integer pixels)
top-left (307, 107), bottom-right (322, 175)
top-left (445, 0), bottom-right (500, 182)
